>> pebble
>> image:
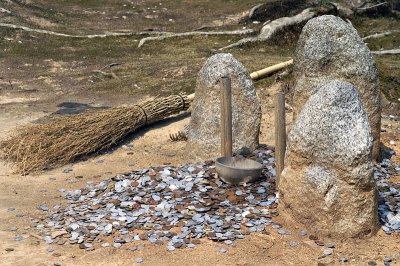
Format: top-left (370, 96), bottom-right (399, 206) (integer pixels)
top-left (277, 230), bottom-right (287, 235)
top-left (101, 243), bottom-right (110, 248)
top-left (384, 257), bottom-right (392, 265)
top-left (47, 247), bottom-right (55, 252)
top-left (289, 241), bottom-right (298, 247)
top-left (323, 250), bottom-right (332, 256)
top-left (39, 204), bottom-right (49, 211)
top-left (7, 207), bottom-right (15, 212)
top-left (14, 235), bottom-right (23, 241)
top-left (44, 236), bottom-right (53, 244)
top-left (135, 258), bottom-right (144, 263)
top-left (299, 230), bottom-right (307, 236)
top-left (218, 248), bottom-right (227, 253)
top-left (326, 243), bottom-right (335, 248)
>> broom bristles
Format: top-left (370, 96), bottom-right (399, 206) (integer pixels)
top-left (0, 94), bottom-right (189, 174)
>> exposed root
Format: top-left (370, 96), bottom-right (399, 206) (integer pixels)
top-left (220, 8), bottom-right (315, 50)
top-left (0, 22), bottom-right (172, 38)
top-left (92, 70), bottom-right (119, 80)
top-left (363, 31), bottom-right (393, 40)
top-left (371, 49), bottom-right (400, 55)
top-left (137, 29), bottom-right (256, 48)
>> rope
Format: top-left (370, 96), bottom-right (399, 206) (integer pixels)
top-left (177, 94), bottom-right (187, 109)
top-left (134, 104), bottom-right (148, 125)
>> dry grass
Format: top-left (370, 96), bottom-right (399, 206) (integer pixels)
top-left (0, 94), bottom-right (189, 174)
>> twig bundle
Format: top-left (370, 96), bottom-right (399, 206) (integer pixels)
top-left (0, 94), bottom-right (189, 174)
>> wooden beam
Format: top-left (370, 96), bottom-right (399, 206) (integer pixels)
top-left (274, 92), bottom-right (286, 185)
top-left (221, 76), bottom-right (233, 157)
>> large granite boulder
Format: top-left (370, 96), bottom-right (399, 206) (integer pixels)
top-left (187, 53), bottom-right (262, 159)
top-left (292, 15), bottom-right (381, 160)
top-left (279, 80), bottom-right (378, 238)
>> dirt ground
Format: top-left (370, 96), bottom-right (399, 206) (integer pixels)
top-left (1, 1), bottom-right (400, 265)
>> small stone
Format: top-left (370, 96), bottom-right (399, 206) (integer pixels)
top-left (39, 204), bottom-right (49, 211)
top-left (299, 230), bottom-right (307, 236)
top-left (384, 257), bottom-right (392, 265)
top-left (289, 241), bottom-right (298, 247)
top-left (44, 236), bottom-right (53, 244)
top-left (135, 258), bottom-right (144, 263)
top-left (14, 235), bottom-right (23, 241)
top-left (323, 250), bottom-right (332, 256)
top-left (7, 207), bottom-right (15, 212)
top-left (47, 247), bottom-right (55, 252)
top-left (218, 248), bottom-right (227, 253)
top-left (339, 257), bottom-right (348, 263)
top-left (235, 191), bottom-right (243, 196)
top-left (167, 245), bottom-right (175, 251)
top-left (152, 195), bottom-right (161, 201)
top-left (326, 243), bottom-right (335, 248)
top-left (101, 243), bottom-right (110, 248)
top-left (368, 261), bottom-right (377, 266)
top-left (113, 243), bottom-right (122, 248)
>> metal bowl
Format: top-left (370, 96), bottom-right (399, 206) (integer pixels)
top-left (215, 157), bottom-right (263, 185)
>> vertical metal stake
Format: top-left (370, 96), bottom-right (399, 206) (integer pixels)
top-left (221, 76), bottom-right (232, 157)
top-left (274, 92), bottom-right (286, 186)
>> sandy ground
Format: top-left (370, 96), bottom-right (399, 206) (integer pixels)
top-left (0, 90), bottom-right (400, 266)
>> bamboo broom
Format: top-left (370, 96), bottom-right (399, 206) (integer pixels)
top-left (0, 60), bottom-right (292, 174)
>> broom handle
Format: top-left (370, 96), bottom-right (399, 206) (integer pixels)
top-left (187, 59), bottom-right (293, 101)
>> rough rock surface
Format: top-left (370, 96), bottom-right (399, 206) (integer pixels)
top-left (279, 80), bottom-right (378, 238)
top-left (292, 15), bottom-right (381, 160)
top-left (187, 53), bottom-right (261, 159)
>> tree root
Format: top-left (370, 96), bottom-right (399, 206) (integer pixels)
top-left (363, 31), bottom-right (393, 40)
top-left (137, 29), bottom-right (256, 48)
top-left (220, 8), bottom-right (315, 50)
top-left (371, 49), bottom-right (400, 55)
top-left (0, 22), bottom-right (171, 38)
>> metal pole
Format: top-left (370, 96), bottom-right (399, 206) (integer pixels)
top-left (274, 92), bottom-right (286, 185)
top-left (221, 76), bottom-right (232, 157)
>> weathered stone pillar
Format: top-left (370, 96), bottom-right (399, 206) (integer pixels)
top-left (279, 80), bottom-right (378, 238)
top-left (292, 15), bottom-right (381, 160)
top-left (187, 53), bottom-right (262, 159)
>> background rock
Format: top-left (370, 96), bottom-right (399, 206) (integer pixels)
top-left (279, 80), bottom-right (378, 238)
top-left (187, 53), bottom-right (261, 159)
top-left (292, 15), bottom-right (381, 160)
